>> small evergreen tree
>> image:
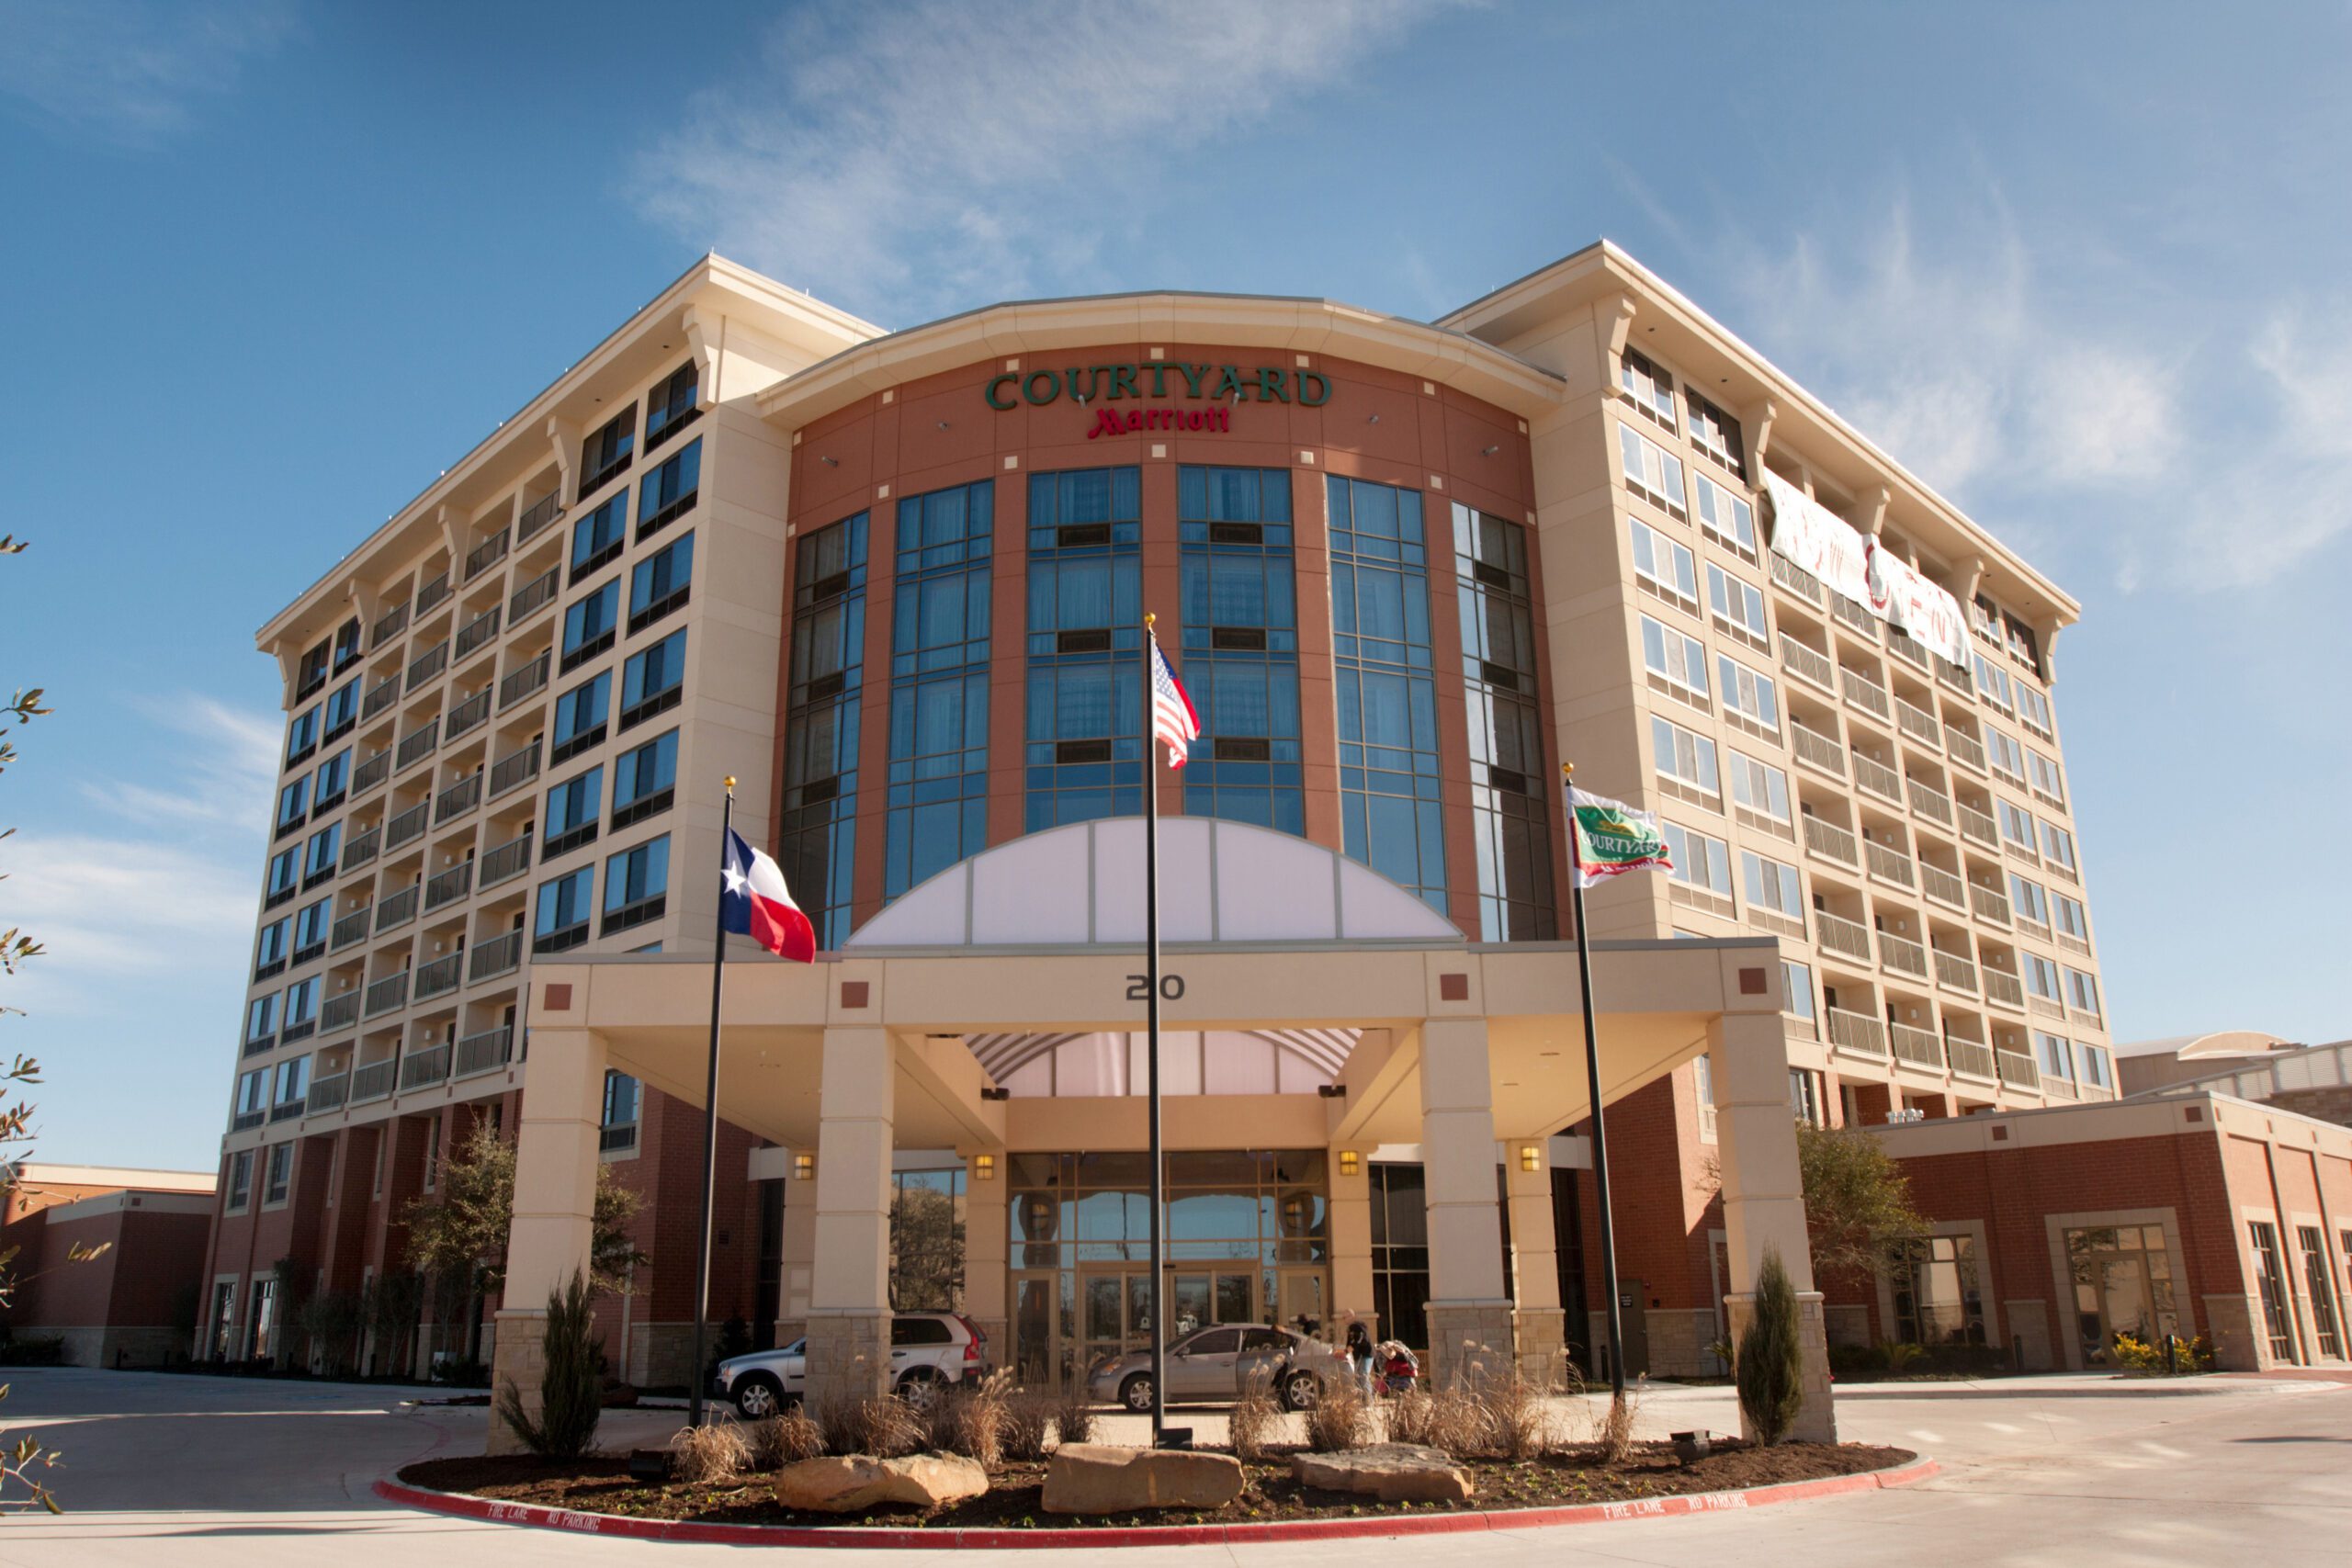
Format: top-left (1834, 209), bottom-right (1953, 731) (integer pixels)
top-left (494, 1269), bottom-right (602, 1459)
top-left (1736, 1246), bottom-right (1805, 1447)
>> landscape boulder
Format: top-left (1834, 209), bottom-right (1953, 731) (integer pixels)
top-left (775, 1453), bottom-right (989, 1513)
top-left (1041, 1443), bottom-right (1245, 1514)
top-left (1292, 1443), bottom-right (1476, 1504)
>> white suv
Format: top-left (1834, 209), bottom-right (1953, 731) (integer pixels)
top-left (714, 1312), bottom-right (987, 1417)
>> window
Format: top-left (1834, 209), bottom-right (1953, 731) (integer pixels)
top-left (1617, 421), bottom-right (1688, 516)
top-left (580, 405), bottom-right (635, 496)
top-left (312, 749), bottom-right (348, 810)
top-left (254, 919), bottom-right (289, 980)
top-left (2041, 820), bottom-right (2078, 875)
top-left (620, 628), bottom-right (686, 730)
top-left (602, 835), bottom-right (669, 935)
top-left (560, 580), bottom-right (620, 671)
top-left (1894, 1235), bottom-right (1985, 1347)
top-left (281, 977), bottom-right (319, 1040)
top-left (265, 1143), bottom-right (293, 1204)
top-left (2053, 893), bottom-right (2091, 947)
top-left (1662, 819), bottom-right (1733, 902)
top-left (285, 707), bottom-right (318, 768)
top-left (628, 531), bottom-right (693, 632)
top-left (601, 1070), bottom-right (641, 1153)
top-left (2008, 873), bottom-right (2050, 927)
top-left (302, 823), bottom-right (339, 885)
top-left (1640, 615), bottom-right (1710, 706)
top-left (226, 1149), bottom-right (254, 1210)
top-left (296, 639), bottom-right (330, 699)
top-left (637, 437), bottom-right (700, 539)
top-left (1717, 654), bottom-right (1781, 738)
top-left (1985, 727), bottom-right (2027, 783)
top-left (1692, 472), bottom-right (1756, 558)
top-left (1789, 1065), bottom-right (1825, 1122)
top-left (551, 671), bottom-right (609, 764)
top-left (292, 897), bottom-right (330, 959)
top-left (1618, 347), bottom-right (1677, 428)
top-left (533, 864), bottom-right (595, 953)
top-left (1783, 960), bottom-right (1818, 1033)
top-left (1705, 561), bottom-right (1770, 647)
top-left (2064, 966), bottom-right (2101, 1018)
top-left (322, 678), bottom-right (358, 739)
top-left (1368, 1162), bottom-right (1430, 1353)
top-left (1181, 468), bottom-right (1306, 837)
top-left (1973, 650), bottom-right (2014, 712)
top-left (1687, 392), bottom-right (1746, 477)
top-left (265, 846), bottom-right (299, 906)
top-left (2248, 1222), bottom-right (2293, 1360)
top-left (1729, 750), bottom-right (1792, 824)
top-left (423, 1118), bottom-right (441, 1192)
top-left (2018, 682), bottom-right (2053, 738)
top-left (2033, 1029), bottom-right (2073, 1080)
top-left (1026, 468), bottom-right (1145, 830)
top-left (643, 362), bottom-right (699, 449)
top-left (1453, 505), bottom-right (1554, 940)
top-left (2028, 748), bottom-right (2064, 805)
top-left (1741, 850), bottom-right (1804, 919)
top-left (2079, 1043), bottom-right (2112, 1090)
top-left (1999, 799), bottom-right (2038, 853)
top-left (1692, 1053), bottom-right (1718, 1140)
top-left (610, 730), bottom-right (677, 828)
top-left (273, 1056), bottom-right (309, 1111)
top-left (2024, 952), bottom-right (2064, 1003)
top-left (570, 491), bottom-right (628, 581)
top-left (1629, 517), bottom-right (1697, 611)
top-left (2299, 1226), bottom-right (2343, 1359)
top-left (1329, 476), bottom-right (1446, 913)
top-left (888, 479), bottom-right (994, 897)
top-left (1651, 714), bottom-right (1720, 799)
top-left (275, 777), bottom-right (309, 833)
top-left (244, 993), bottom-right (278, 1045)
top-left (544, 766), bottom-right (604, 858)
top-left (332, 615), bottom-right (363, 672)
top-left (780, 513), bottom-right (866, 951)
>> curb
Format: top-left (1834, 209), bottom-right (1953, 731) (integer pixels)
top-left (372, 1454), bottom-right (1938, 1548)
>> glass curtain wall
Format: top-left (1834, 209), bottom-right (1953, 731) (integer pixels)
top-left (1327, 476), bottom-right (1446, 912)
top-left (779, 513), bottom-right (865, 949)
top-left (1453, 503), bottom-right (1556, 938)
top-left (1178, 466), bottom-right (1303, 833)
top-left (1025, 468), bottom-right (1143, 829)
top-left (887, 480), bottom-right (992, 898)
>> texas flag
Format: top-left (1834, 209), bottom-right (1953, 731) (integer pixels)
top-left (719, 827), bottom-right (816, 962)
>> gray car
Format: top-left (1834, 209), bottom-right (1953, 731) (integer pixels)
top-left (1087, 1324), bottom-right (1347, 1412)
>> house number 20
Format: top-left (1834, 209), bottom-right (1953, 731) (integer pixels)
top-left (1125, 974), bottom-right (1185, 1001)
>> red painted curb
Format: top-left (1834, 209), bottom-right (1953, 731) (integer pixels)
top-left (372, 1454), bottom-right (1938, 1548)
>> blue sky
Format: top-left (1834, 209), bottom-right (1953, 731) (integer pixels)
top-left (4, 0), bottom-right (2346, 1170)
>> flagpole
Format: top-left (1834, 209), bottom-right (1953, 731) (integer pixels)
top-left (1142, 615), bottom-right (1170, 1449)
top-left (687, 776), bottom-right (736, 1429)
top-left (1564, 762), bottom-right (1628, 1403)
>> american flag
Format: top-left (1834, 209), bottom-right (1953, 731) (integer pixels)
top-left (1148, 638), bottom-right (1201, 768)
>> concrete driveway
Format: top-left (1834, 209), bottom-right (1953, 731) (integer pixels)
top-left (0, 1366), bottom-right (2345, 1565)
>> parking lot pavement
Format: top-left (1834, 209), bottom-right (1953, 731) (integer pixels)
top-left (0, 1366), bottom-right (2345, 1567)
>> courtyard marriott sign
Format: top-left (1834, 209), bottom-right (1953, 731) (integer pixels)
top-left (985, 362), bottom-right (1331, 439)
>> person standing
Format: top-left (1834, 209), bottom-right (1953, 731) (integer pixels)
top-left (1344, 1317), bottom-right (1374, 1397)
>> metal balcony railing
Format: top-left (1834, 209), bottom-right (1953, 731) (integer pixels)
top-left (406, 640), bottom-right (448, 692)
top-left (499, 649), bottom-right (550, 710)
top-left (1888, 629), bottom-right (1931, 672)
top-left (465, 527), bottom-right (511, 582)
top-left (371, 601), bottom-right (410, 648)
top-left (1840, 664), bottom-right (1893, 723)
top-left (385, 801), bottom-right (430, 851)
top-left (1889, 1021), bottom-right (1945, 1069)
top-left (1969, 880), bottom-right (2012, 926)
top-left (308, 1073), bottom-right (349, 1114)
top-left (341, 824), bottom-right (380, 872)
top-left (510, 568), bottom-right (559, 626)
top-left (1780, 637), bottom-right (1837, 694)
top-left (352, 750), bottom-right (391, 796)
top-left (401, 1043), bottom-right (452, 1091)
top-left (1958, 803), bottom-right (2000, 850)
top-left (468, 928), bottom-right (523, 983)
top-left (489, 739), bottom-right (541, 800)
top-left (1984, 967), bottom-right (2026, 1010)
top-left (1946, 1034), bottom-right (1996, 1078)
top-left (1895, 697), bottom-right (1943, 750)
top-left (1865, 840), bottom-right (1916, 889)
top-left (1996, 1049), bottom-right (2041, 1089)
top-left (1815, 909), bottom-right (1873, 964)
top-left (478, 833), bottom-right (533, 891)
top-left (1919, 862), bottom-right (1967, 911)
top-left (414, 571), bottom-right (451, 617)
top-left (1877, 929), bottom-right (1928, 979)
top-left (395, 721), bottom-right (438, 773)
top-left (362, 970), bottom-right (409, 1017)
top-left (516, 490), bottom-right (562, 544)
top-left (444, 687), bottom-right (491, 741)
top-left (434, 772), bottom-right (481, 824)
top-left (424, 860), bottom-right (474, 911)
top-left (374, 885), bottom-right (419, 932)
top-left (1826, 1008), bottom-right (1887, 1057)
top-left (413, 953), bottom-right (463, 1002)
top-left (455, 1025), bottom-right (514, 1078)
top-left (456, 606), bottom-right (502, 662)
top-left (330, 907), bottom-right (371, 952)
top-left (1907, 777), bottom-right (1954, 828)
top-left (1934, 948), bottom-right (1979, 994)
top-left (321, 990), bottom-right (361, 1032)
top-left (1945, 726), bottom-right (1986, 773)
top-left (1791, 722), bottom-right (1846, 778)
top-left (362, 672), bottom-right (401, 722)
top-left (350, 1059), bottom-right (397, 1103)
top-left (1769, 554), bottom-right (1822, 605)
top-left (1832, 594), bottom-right (1881, 641)
top-left (1853, 752), bottom-right (1903, 805)
top-left (1803, 815), bottom-right (1860, 868)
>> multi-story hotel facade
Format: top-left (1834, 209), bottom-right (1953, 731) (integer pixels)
top-left (199, 242), bottom-right (2120, 1421)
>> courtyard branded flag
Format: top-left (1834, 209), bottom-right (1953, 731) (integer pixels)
top-left (719, 827), bottom-right (816, 962)
top-left (1567, 786), bottom-right (1674, 887)
top-left (1148, 638), bottom-right (1201, 768)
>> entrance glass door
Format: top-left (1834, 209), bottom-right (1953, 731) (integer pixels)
top-left (1011, 1270), bottom-right (1067, 1390)
top-left (1080, 1268), bottom-right (1156, 1378)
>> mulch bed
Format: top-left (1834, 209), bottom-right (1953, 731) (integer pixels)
top-left (401, 1439), bottom-right (1913, 1529)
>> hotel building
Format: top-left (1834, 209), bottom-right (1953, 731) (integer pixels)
top-left (198, 242), bottom-right (2124, 1435)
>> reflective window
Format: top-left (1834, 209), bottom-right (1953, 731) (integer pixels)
top-left (1618, 347), bottom-right (1677, 428)
top-left (780, 513), bottom-right (866, 949)
top-left (603, 835), bottom-right (669, 933)
top-left (1894, 1235), bottom-right (1984, 1346)
top-left (644, 363), bottom-right (698, 448)
top-left (1025, 468), bottom-right (1144, 830)
top-left (580, 405), bottom-right (635, 491)
top-left (1640, 615), bottom-right (1710, 704)
top-left (628, 530), bottom-right (694, 630)
top-left (1651, 714), bottom-right (1720, 797)
top-left (552, 671), bottom-right (609, 758)
top-left (1329, 476), bottom-right (1445, 913)
top-left (621, 628), bottom-right (686, 727)
top-left (276, 776), bottom-right (309, 830)
top-left (1453, 504), bottom-right (1553, 939)
top-left (1181, 468), bottom-right (1304, 834)
top-left (612, 730), bottom-right (678, 818)
top-left (1629, 517), bottom-right (1697, 609)
top-left (312, 748), bottom-right (348, 807)
top-left (1741, 850), bottom-right (1804, 919)
top-left (1692, 472), bottom-right (1756, 558)
top-left (1617, 420), bottom-right (1688, 517)
top-left (533, 864), bottom-right (595, 951)
top-left (285, 707), bottom-right (318, 766)
top-left (638, 437), bottom-right (701, 536)
top-left (570, 491), bottom-right (628, 580)
top-left (1717, 654), bottom-right (1781, 736)
top-left (543, 766), bottom-right (604, 856)
top-left (323, 678), bottom-right (359, 735)
top-left (561, 580), bottom-right (620, 667)
top-left (888, 480), bottom-right (993, 897)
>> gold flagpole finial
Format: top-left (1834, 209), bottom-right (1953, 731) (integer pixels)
top-left (725, 775), bottom-right (737, 792)
top-left (1145, 612), bottom-right (1156, 630)
top-left (1562, 762), bottom-right (1575, 782)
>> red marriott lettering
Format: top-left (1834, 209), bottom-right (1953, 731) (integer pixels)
top-left (1087, 405), bottom-right (1231, 440)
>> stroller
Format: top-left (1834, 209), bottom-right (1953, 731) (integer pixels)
top-left (1374, 1339), bottom-right (1419, 1396)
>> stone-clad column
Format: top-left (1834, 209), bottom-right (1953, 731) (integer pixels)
top-left (805, 1026), bottom-right (894, 1406)
top-left (961, 1150), bottom-right (1010, 1365)
top-left (1329, 1145), bottom-right (1377, 1344)
top-left (489, 1026), bottom-right (605, 1454)
top-left (1418, 1018), bottom-right (1513, 1384)
top-left (1505, 1139), bottom-right (1566, 1385)
top-left (1711, 1012), bottom-right (1837, 1442)
top-left (775, 1159), bottom-right (817, 1348)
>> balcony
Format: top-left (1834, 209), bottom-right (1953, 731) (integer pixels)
top-left (510, 568), bottom-right (560, 627)
top-left (401, 1043), bottom-right (452, 1091)
top-left (456, 606), bottom-right (503, 663)
top-left (455, 1025), bottom-right (514, 1079)
top-left (1907, 777), bottom-right (1954, 829)
top-left (468, 928), bottom-right (523, 984)
top-left (1996, 1049), bottom-right (2041, 1090)
top-left (1864, 839), bottom-right (1916, 890)
top-left (516, 489), bottom-right (563, 544)
top-left (321, 990), bottom-right (361, 1032)
top-left (1852, 752), bottom-right (1903, 806)
top-left (1770, 553), bottom-right (1823, 605)
top-left (1815, 909), bottom-right (1873, 964)
top-left (1889, 1021), bottom-right (1944, 1070)
top-left (371, 601), bottom-right (410, 649)
top-left (434, 771), bottom-right (482, 825)
top-left (499, 649), bottom-right (550, 711)
top-left (385, 801), bottom-right (430, 852)
top-left (1781, 638), bottom-right (1837, 694)
top-left (424, 860), bottom-right (474, 912)
top-left (1919, 862), bottom-right (1967, 912)
top-left (444, 687), bottom-right (491, 741)
top-left (1826, 1008), bottom-right (1887, 1058)
top-left (478, 832), bottom-right (534, 892)
top-left (1877, 929), bottom-right (1928, 980)
top-left (1945, 725), bottom-right (1986, 774)
top-left (1984, 966), bottom-right (2026, 1010)
top-left (350, 1059), bottom-right (397, 1104)
top-left (362, 970), bottom-right (409, 1018)
top-left (374, 885), bottom-right (419, 933)
top-left (1933, 947), bottom-right (1979, 995)
top-left (1969, 880), bottom-right (2011, 927)
top-left (414, 571), bottom-right (451, 617)
top-left (330, 905), bottom-right (370, 952)
top-left (307, 1073), bottom-right (349, 1114)
top-left (361, 672), bottom-right (401, 723)
top-left (465, 527), bottom-right (511, 582)
top-left (406, 639), bottom-right (449, 692)
top-left (352, 750), bottom-right (391, 797)
top-left (1791, 722), bottom-right (1847, 779)
top-left (395, 721), bottom-right (438, 773)
top-left (1957, 802), bottom-right (1999, 850)
top-left (342, 824), bottom-right (380, 872)
top-left (413, 952), bottom-right (463, 1003)
top-left (1840, 665), bottom-right (1892, 724)
top-left (1888, 629), bottom-right (1932, 674)
top-left (489, 739), bottom-right (542, 800)
top-left (1803, 815), bottom-right (1860, 869)
top-left (1947, 1034), bottom-right (1996, 1079)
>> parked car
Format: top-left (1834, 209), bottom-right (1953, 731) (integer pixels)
top-left (714, 1312), bottom-right (987, 1417)
top-left (1087, 1324), bottom-right (1348, 1412)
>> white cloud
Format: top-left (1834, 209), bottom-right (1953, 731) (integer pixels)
top-left (0, 0), bottom-right (295, 147)
top-left (81, 694), bottom-right (279, 829)
top-left (633, 0), bottom-right (1464, 321)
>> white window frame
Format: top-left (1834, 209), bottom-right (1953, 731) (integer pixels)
top-left (2053, 893), bottom-right (2091, 944)
top-left (1651, 714), bottom-right (1721, 798)
top-left (1729, 750), bottom-right (1792, 823)
top-left (2041, 819), bottom-right (2077, 873)
top-left (2008, 872), bottom-right (2050, 926)
top-left (1716, 653), bottom-right (1781, 739)
top-left (2065, 966), bottom-right (2101, 1016)
top-left (1704, 561), bottom-right (1770, 647)
top-left (1692, 472), bottom-right (1757, 560)
top-left (1662, 819), bottom-right (1734, 897)
top-left (1741, 849), bottom-right (1804, 918)
top-left (2079, 1043), bottom-right (2113, 1089)
top-left (1986, 727), bottom-right (2027, 783)
top-left (1630, 517), bottom-right (1699, 611)
top-left (1999, 799), bottom-right (2039, 852)
top-left (1640, 615), bottom-right (1710, 705)
top-left (1618, 348), bottom-right (1679, 430)
top-left (2024, 952), bottom-right (2064, 1002)
top-left (1618, 421), bottom-right (1690, 518)
top-left (2028, 748), bottom-right (2064, 805)
top-left (2018, 683), bottom-right (2054, 738)
top-left (2033, 1029), bottom-right (2075, 1081)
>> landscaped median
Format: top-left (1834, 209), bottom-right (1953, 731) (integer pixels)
top-left (382, 1441), bottom-right (1932, 1546)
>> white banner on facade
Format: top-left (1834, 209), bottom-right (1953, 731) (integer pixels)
top-left (1761, 470), bottom-right (1871, 607)
top-left (1865, 540), bottom-right (1970, 667)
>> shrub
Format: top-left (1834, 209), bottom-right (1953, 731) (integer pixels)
top-left (1595, 1386), bottom-right (1639, 1465)
top-left (820, 1387), bottom-right (922, 1458)
top-left (670, 1421), bottom-right (751, 1483)
top-left (922, 1371), bottom-right (1009, 1468)
top-left (1466, 1369), bottom-right (1552, 1461)
top-left (1302, 1373), bottom-right (1369, 1452)
top-left (1882, 1340), bottom-right (1928, 1375)
top-left (1735, 1247), bottom-right (1804, 1447)
top-left (1384, 1386), bottom-right (1477, 1456)
top-left (1828, 1340), bottom-right (1889, 1380)
top-left (1228, 1366), bottom-right (1279, 1463)
top-left (744, 1409), bottom-right (828, 1469)
top-left (2111, 1332), bottom-right (2216, 1375)
top-left (1001, 1391), bottom-right (1055, 1462)
top-left (0, 1337), bottom-right (68, 1368)
top-left (493, 1269), bottom-right (602, 1460)
top-left (1050, 1384), bottom-right (1095, 1448)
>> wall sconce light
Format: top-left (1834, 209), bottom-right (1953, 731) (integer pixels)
top-left (1338, 1150), bottom-right (1360, 1178)
top-left (980, 1085), bottom-right (1010, 1101)
top-left (936, 420), bottom-right (951, 431)
top-left (819, 455), bottom-right (840, 468)
top-left (793, 1152), bottom-right (815, 1180)
top-left (1317, 1083), bottom-right (1347, 1099)
top-left (973, 1153), bottom-right (996, 1181)
top-left (1481, 444), bottom-right (1501, 456)
top-left (1519, 1145), bottom-right (1542, 1174)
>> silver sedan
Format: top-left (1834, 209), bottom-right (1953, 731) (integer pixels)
top-left (1087, 1324), bottom-right (1349, 1412)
